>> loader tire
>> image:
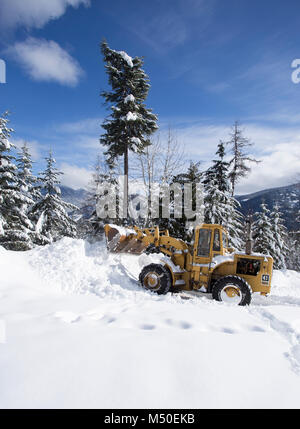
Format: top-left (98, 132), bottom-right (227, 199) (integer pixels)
top-left (212, 275), bottom-right (252, 306)
top-left (139, 263), bottom-right (172, 295)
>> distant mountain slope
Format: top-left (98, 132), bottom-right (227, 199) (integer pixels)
top-left (58, 183), bottom-right (300, 231)
top-left (237, 183), bottom-right (300, 230)
top-left (59, 186), bottom-right (90, 208)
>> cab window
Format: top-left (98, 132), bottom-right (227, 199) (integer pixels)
top-left (197, 229), bottom-right (212, 257)
top-left (213, 229), bottom-right (221, 252)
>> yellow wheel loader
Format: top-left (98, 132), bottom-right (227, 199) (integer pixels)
top-left (104, 223), bottom-right (273, 306)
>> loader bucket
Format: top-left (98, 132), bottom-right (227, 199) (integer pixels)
top-left (104, 224), bottom-right (148, 255)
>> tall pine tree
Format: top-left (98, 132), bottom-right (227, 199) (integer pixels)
top-left (100, 41), bottom-right (158, 219)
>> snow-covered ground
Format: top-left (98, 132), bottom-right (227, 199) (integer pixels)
top-left (1, 238), bottom-right (300, 409)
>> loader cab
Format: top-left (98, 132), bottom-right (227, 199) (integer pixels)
top-left (193, 225), bottom-right (227, 264)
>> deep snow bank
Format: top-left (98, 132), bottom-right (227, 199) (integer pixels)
top-left (25, 238), bottom-right (179, 303)
top-left (1, 239), bottom-right (300, 408)
top-left (25, 237), bottom-right (300, 303)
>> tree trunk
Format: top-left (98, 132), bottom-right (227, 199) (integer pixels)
top-left (123, 144), bottom-right (129, 220)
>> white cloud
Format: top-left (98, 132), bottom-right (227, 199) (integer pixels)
top-left (58, 118), bottom-right (101, 134)
top-left (160, 120), bottom-right (300, 194)
top-left (60, 163), bottom-right (92, 189)
top-left (55, 116), bottom-right (300, 195)
top-left (236, 142), bottom-right (300, 194)
top-left (12, 138), bottom-right (41, 161)
top-left (0, 0), bottom-right (90, 30)
top-left (7, 37), bottom-right (83, 86)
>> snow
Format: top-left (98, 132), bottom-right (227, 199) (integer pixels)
top-left (35, 212), bottom-right (45, 234)
top-left (117, 51), bottom-right (133, 67)
top-left (1, 238), bottom-right (300, 408)
top-left (123, 111), bottom-right (138, 121)
top-left (161, 255), bottom-right (185, 273)
top-left (211, 253), bottom-right (235, 267)
top-left (131, 137), bottom-right (141, 145)
top-left (108, 224), bottom-right (136, 237)
top-left (124, 94), bottom-right (135, 103)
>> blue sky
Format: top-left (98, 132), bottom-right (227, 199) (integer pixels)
top-left (0, 0), bottom-right (300, 193)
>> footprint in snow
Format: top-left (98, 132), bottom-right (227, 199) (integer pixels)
top-left (221, 327), bottom-right (236, 334)
top-left (250, 325), bottom-right (266, 333)
top-left (165, 319), bottom-right (193, 330)
top-left (140, 324), bottom-right (156, 330)
top-left (101, 315), bottom-right (117, 324)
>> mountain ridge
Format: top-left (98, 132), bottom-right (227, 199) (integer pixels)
top-left (59, 183), bottom-right (300, 231)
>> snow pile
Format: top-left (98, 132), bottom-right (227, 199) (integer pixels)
top-left (1, 238), bottom-right (300, 408)
top-left (117, 50), bottom-right (133, 67)
top-left (26, 237), bottom-right (165, 301)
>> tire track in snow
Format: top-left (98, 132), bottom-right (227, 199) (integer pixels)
top-left (249, 306), bottom-right (300, 375)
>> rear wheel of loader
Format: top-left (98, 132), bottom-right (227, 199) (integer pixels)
top-left (139, 264), bottom-right (172, 295)
top-left (212, 276), bottom-right (252, 306)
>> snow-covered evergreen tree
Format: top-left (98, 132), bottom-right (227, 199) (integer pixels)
top-left (203, 168), bottom-right (228, 225)
top-left (16, 142), bottom-right (41, 203)
top-left (31, 151), bottom-right (78, 244)
top-left (253, 202), bottom-right (275, 256)
top-left (286, 233), bottom-right (300, 272)
top-left (203, 142), bottom-right (244, 250)
top-left (270, 204), bottom-right (289, 269)
top-left (16, 143), bottom-right (42, 235)
top-left (164, 161), bottom-right (203, 240)
top-left (100, 40), bottom-right (158, 218)
top-left (0, 112), bottom-right (35, 250)
top-left (79, 156), bottom-right (118, 240)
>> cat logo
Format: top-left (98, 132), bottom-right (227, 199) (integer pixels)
top-left (262, 274), bottom-right (270, 285)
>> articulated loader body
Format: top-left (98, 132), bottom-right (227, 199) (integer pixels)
top-left (104, 223), bottom-right (273, 305)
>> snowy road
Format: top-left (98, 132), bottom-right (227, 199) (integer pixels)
top-left (1, 238), bottom-right (300, 408)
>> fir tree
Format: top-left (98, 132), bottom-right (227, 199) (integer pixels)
top-left (16, 143), bottom-right (42, 234)
top-left (253, 202), bottom-right (275, 256)
top-left (165, 161), bottom-right (203, 240)
top-left (31, 151), bottom-right (78, 244)
top-left (270, 204), bottom-right (289, 269)
top-left (0, 112), bottom-right (34, 250)
top-left (225, 121), bottom-right (260, 196)
top-left (79, 156), bottom-right (118, 240)
top-left (203, 142), bottom-right (244, 249)
top-left (100, 40), bottom-right (158, 219)
top-left (286, 233), bottom-right (300, 272)
top-left (16, 143), bottom-right (41, 203)
top-left (213, 142), bottom-right (230, 193)
top-left (203, 169), bottom-right (228, 225)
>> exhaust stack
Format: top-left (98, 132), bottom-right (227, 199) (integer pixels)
top-left (245, 217), bottom-right (253, 255)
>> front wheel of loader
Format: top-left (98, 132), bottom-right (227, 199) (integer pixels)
top-left (139, 264), bottom-right (172, 295)
top-left (212, 276), bottom-right (252, 306)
